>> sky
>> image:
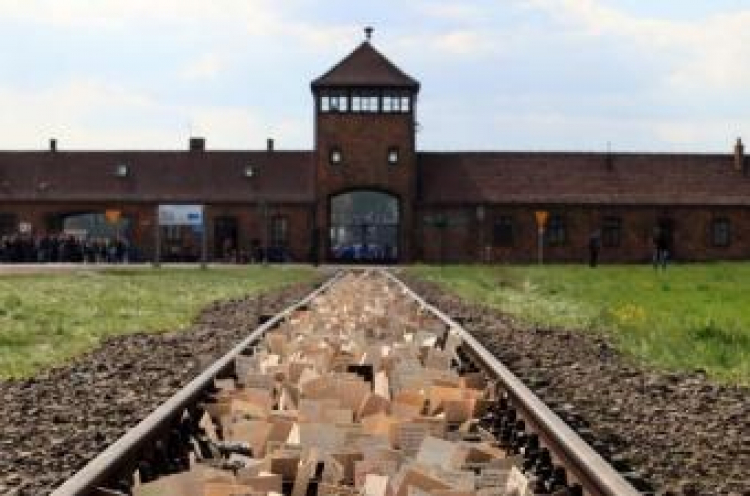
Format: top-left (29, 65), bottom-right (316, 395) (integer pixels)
top-left (0, 0), bottom-right (748, 153)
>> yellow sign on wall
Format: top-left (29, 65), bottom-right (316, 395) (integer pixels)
top-left (535, 210), bottom-right (549, 229)
top-left (105, 210), bottom-right (121, 223)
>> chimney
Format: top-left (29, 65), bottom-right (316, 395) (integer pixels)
top-left (267, 138), bottom-right (274, 152)
top-left (189, 137), bottom-right (205, 152)
top-left (50, 138), bottom-right (57, 153)
top-left (734, 137), bottom-right (744, 173)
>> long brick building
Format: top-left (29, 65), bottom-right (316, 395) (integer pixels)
top-left (1, 34), bottom-right (749, 264)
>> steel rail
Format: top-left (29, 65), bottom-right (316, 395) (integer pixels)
top-left (383, 269), bottom-right (640, 496)
top-left (52, 271), bottom-right (342, 496)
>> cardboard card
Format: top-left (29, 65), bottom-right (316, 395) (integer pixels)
top-left (242, 373), bottom-right (275, 391)
top-left (269, 453), bottom-right (301, 480)
top-left (393, 465), bottom-right (453, 496)
top-left (331, 451), bottom-right (365, 484)
top-left (234, 472), bottom-right (282, 493)
top-left (234, 355), bottom-right (258, 382)
top-left (442, 400), bottom-right (476, 424)
top-left (358, 393), bottom-right (391, 420)
top-left (335, 379), bottom-right (371, 412)
top-left (361, 412), bottom-right (397, 438)
top-left (230, 397), bottom-right (271, 419)
top-left (505, 466), bottom-right (531, 496)
top-left (423, 347), bottom-right (450, 368)
top-left (298, 422), bottom-right (346, 452)
top-left (260, 354), bottom-right (281, 374)
top-left (355, 459), bottom-right (398, 487)
top-left (318, 483), bottom-right (360, 496)
top-left (460, 373), bottom-right (487, 392)
top-left (299, 398), bottom-right (340, 422)
top-left (290, 455), bottom-right (317, 496)
top-left (393, 422), bottom-right (430, 457)
top-left (364, 474), bottom-right (392, 496)
top-left (214, 378), bottom-right (236, 392)
top-left (374, 371), bottom-right (391, 400)
top-left (322, 407), bottom-right (353, 424)
top-left (279, 382), bottom-right (299, 411)
top-left (426, 466), bottom-right (476, 491)
top-left (223, 420), bottom-right (273, 457)
top-left (199, 411), bottom-right (219, 443)
top-left (321, 454), bottom-right (345, 484)
top-left (266, 333), bottom-right (288, 357)
top-left (203, 400), bottom-right (232, 420)
top-left (393, 390), bottom-right (425, 413)
top-left (427, 387), bottom-right (464, 415)
top-left (202, 481), bottom-right (257, 496)
top-left (132, 472), bottom-right (203, 496)
top-left (415, 437), bottom-right (465, 470)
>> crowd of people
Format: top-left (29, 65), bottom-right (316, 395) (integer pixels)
top-left (0, 232), bottom-right (130, 264)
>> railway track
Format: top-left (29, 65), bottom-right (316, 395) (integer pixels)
top-left (52, 269), bottom-right (639, 496)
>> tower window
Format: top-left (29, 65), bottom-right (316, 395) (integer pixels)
top-left (383, 95), bottom-right (394, 113)
top-left (321, 92), bottom-right (348, 113)
top-left (351, 91), bottom-right (379, 113)
top-left (602, 216), bottom-right (622, 247)
top-left (329, 147), bottom-right (342, 165)
top-left (387, 147), bottom-right (399, 165)
top-left (383, 92), bottom-right (411, 113)
top-left (271, 216), bottom-right (289, 248)
top-left (400, 95), bottom-right (411, 112)
top-left (546, 214), bottom-right (566, 246)
top-left (493, 216), bottom-right (514, 247)
top-left (711, 217), bottom-right (731, 247)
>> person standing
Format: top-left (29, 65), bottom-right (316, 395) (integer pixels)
top-left (652, 228), bottom-right (668, 270)
top-left (588, 229), bottom-right (601, 267)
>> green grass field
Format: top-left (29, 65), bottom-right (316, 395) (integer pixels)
top-left (410, 264), bottom-right (750, 383)
top-left (0, 267), bottom-right (315, 378)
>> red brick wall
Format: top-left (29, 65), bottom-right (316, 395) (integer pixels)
top-left (417, 205), bottom-right (750, 263)
top-left (315, 112), bottom-right (417, 261)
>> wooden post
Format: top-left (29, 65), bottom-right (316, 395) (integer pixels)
top-left (153, 205), bottom-right (161, 268)
top-left (200, 205), bottom-right (208, 270)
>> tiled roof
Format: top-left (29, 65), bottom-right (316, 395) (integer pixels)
top-left (311, 41), bottom-right (420, 90)
top-left (0, 151), bottom-right (314, 203)
top-left (418, 152), bottom-right (750, 206)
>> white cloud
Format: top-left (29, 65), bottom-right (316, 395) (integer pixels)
top-left (0, 80), bottom-right (309, 149)
top-left (0, 0), bottom-right (356, 52)
top-left (180, 54), bottom-right (227, 82)
top-left (524, 0), bottom-right (750, 92)
top-left (416, 3), bottom-right (487, 24)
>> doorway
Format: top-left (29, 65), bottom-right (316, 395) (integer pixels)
top-left (329, 191), bottom-right (399, 263)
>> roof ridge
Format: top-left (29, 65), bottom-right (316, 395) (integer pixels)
top-left (311, 41), bottom-right (419, 90)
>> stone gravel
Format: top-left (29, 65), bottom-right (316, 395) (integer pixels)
top-left (404, 275), bottom-right (750, 496)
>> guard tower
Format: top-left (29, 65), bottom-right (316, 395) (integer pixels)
top-left (311, 28), bottom-right (421, 263)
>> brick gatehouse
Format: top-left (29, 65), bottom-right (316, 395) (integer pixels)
top-left (1, 33), bottom-right (749, 264)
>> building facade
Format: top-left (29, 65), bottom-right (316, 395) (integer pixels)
top-left (1, 35), bottom-right (750, 264)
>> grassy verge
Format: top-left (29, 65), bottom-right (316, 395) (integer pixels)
top-left (409, 264), bottom-right (750, 383)
top-left (0, 266), bottom-right (315, 378)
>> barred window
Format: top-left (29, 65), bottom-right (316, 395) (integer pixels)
top-left (546, 214), bottom-right (566, 246)
top-left (271, 216), bottom-right (289, 247)
top-left (602, 216), bottom-right (622, 247)
top-left (0, 213), bottom-right (18, 235)
top-left (493, 216), bottom-right (514, 247)
top-left (321, 92), bottom-right (348, 113)
top-left (711, 218), bottom-right (730, 247)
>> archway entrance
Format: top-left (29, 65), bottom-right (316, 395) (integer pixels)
top-left (329, 191), bottom-right (399, 263)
